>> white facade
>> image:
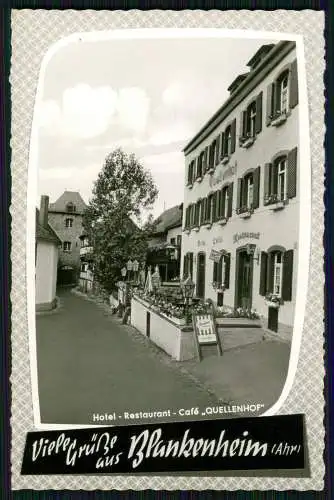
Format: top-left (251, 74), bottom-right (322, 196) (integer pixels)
top-left (181, 42), bottom-right (299, 333)
top-left (36, 241), bottom-right (59, 310)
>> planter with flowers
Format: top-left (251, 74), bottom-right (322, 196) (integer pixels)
top-left (240, 133), bottom-right (255, 148)
top-left (271, 109), bottom-right (288, 127)
top-left (265, 293), bottom-right (281, 309)
top-left (214, 305), bottom-right (262, 328)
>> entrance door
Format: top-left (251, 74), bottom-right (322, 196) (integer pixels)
top-left (236, 250), bottom-right (253, 310)
top-left (196, 253), bottom-right (206, 298)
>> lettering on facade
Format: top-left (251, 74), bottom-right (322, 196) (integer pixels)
top-left (197, 240), bottom-right (206, 247)
top-left (209, 161), bottom-right (237, 188)
top-left (212, 237), bottom-right (223, 245)
top-left (233, 232), bottom-right (261, 244)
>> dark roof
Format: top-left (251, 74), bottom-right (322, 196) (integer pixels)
top-left (152, 205), bottom-right (183, 234)
top-left (36, 209), bottom-right (61, 244)
top-left (227, 73), bottom-right (249, 93)
top-left (246, 44), bottom-right (275, 70)
top-left (49, 191), bottom-right (87, 214)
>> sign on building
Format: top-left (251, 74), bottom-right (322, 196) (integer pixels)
top-left (192, 313), bottom-right (222, 361)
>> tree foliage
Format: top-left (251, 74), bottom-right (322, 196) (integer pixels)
top-left (83, 148), bottom-right (158, 293)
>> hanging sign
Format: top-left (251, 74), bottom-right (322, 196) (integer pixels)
top-left (192, 313), bottom-right (222, 361)
top-left (209, 249), bottom-right (224, 263)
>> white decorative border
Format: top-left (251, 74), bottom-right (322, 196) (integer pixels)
top-left (10, 10), bottom-right (324, 491)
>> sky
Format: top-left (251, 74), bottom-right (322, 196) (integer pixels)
top-left (36, 35), bottom-right (275, 220)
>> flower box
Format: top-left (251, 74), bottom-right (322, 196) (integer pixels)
top-left (196, 176), bottom-right (203, 183)
top-left (241, 136), bottom-right (255, 148)
top-left (221, 155), bottom-right (229, 165)
top-left (192, 226), bottom-right (200, 232)
top-left (271, 111), bottom-right (288, 127)
top-left (270, 200), bottom-right (286, 211)
top-left (203, 222), bottom-right (212, 229)
top-left (207, 167), bottom-right (214, 174)
top-left (265, 300), bottom-right (280, 309)
top-left (238, 210), bottom-right (252, 219)
top-left (218, 217), bottom-right (228, 225)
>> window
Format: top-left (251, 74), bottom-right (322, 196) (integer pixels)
top-left (177, 235), bottom-right (182, 247)
top-left (170, 237), bottom-right (176, 245)
top-left (273, 252), bottom-right (283, 296)
top-left (194, 200), bottom-right (201, 227)
top-left (259, 248), bottom-right (294, 301)
top-left (196, 151), bottom-right (205, 179)
top-left (63, 241), bottom-right (72, 252)
top-left (187, 160), bottom-right (195, 185)
top-left (200, 198), bottom-right (207, 225)
top-left (205, 194), bottom-right (214, 223)
top-left (218, 184), bottom-right (233, 220)
top-left (212, 253), bottom-right (231, 289)
top-left (266, 60), bottom-right (298, 126)
top-left (81, 263), bottom-right (88, 272)
top-left (66, 202), bottom-right (76, 213)
top-left (183, 252), bottom-right (194, 279)
top-left (220, 119), bottom-right (236, 160)
top-left (237, 167), bottom-right (261, 214)
top-left (240, 93), bottom-right (262, 145)
top-left (65, 218), bottom-right (73, 228)
top-left (264, 148), bottom-right (297, 205)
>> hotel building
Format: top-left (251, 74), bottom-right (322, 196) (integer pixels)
top-left (181, 41), bottom-right (299, 335)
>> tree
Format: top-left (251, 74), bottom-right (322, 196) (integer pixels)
top-left (83, 148), bottom-right (158, 293)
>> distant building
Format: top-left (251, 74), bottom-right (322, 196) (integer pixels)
top-left (182, 41), bottom-right (299, 335)
top-left (48, 191), bottom-right (87, 285)
top-left (79, 230), bottom-right (94, 293)
top-left (35, 196), bottom-right (61, 311)
top-left (147, 204), bottom-right (183, 283)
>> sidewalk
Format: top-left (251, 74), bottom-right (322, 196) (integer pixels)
top-left (74, 289), bottom-right (291, 417)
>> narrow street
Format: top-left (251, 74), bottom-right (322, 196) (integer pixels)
top-left (36, 289), bottom-right (219, 425)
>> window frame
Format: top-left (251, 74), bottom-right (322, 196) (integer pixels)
top-left (63, 241), bottom-right (72, 252)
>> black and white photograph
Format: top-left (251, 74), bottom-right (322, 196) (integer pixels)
top-left (31, 30), bottom-right (310, 428)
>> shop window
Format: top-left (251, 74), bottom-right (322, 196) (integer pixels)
top-left (259, 248), bottom-right (294, 301)
top-left (65, 218), bottom-right (73, 228)
top-left (183, 252), bottom-right (194, 279)
top-left (239, 93), bottom-right (262, 147)
top-left (213, 253), bottom-right (231, 289)
top-left (237, 167), bottom-right (260, 215)
top-left (63, 241), bottom-right (72, 252)
top-left (266, 60), bottom-right (298, 126)
top-left (264, 148), bottom-right (298, 205)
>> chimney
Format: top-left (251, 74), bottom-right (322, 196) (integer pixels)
top-left (39, 195), bottom-right (49, 228)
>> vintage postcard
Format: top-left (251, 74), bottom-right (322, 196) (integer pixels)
top-left (10, 8), bottom-right (325, 492)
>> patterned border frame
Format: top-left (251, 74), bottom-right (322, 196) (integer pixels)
top-left (10, 9), bottom-right (324, 490)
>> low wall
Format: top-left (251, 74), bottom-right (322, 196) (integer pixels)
top-left (131, 296), bottom-right (196, 361)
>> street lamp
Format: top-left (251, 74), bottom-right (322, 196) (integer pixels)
top-left (181, 276), bottom-right (195, 324)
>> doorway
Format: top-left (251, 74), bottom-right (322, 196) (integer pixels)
top-left (235, 249), bottom-right (253, 310)
top-left (196, 252), bottom-right (206, 298)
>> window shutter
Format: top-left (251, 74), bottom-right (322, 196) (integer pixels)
top-left (228, 182), bottom-right (233, 217)
top-left (189, 253), bottom-right (194, 280)
top-left (237, 178), bottom-right (242, 210)
top-left (183, 254), bottom-right (187, 278)
top-left (239, 111), bottom-right (245, 145)
top-left (267, 252), bottom-right (275, 294)
top-left (252, 166), bottom-right (261, 209)
top-left (282, 250), bottom-right (294, 301)
top-left (287, 147), bottom-right (298, 199)
top-left (224, 253), bottom-right (231, 289)
top-left (213, 261), bottom-right (218, 282)
top-left (212, 192), bottom-right (218, 222)
top-left (255, 92), bottom-right (263, 134)
top-left (266, 83), bottom-right (274, 125)
top-left (289, 59), bottom-right (298, 109)
top-left (264, 163), bottom-right (272, 204)
top-left (230, 119), bottom-right (236, 153)
top-left (216, 190), bottom-right (222, 219)
top-left (219, 132), bottom-right (224, 159)
top-left (215, 137), bottom-right (220, 165)
top-left (259, 252), bottom-right (268, 296)
top-left (202, 148), bottom-right (207, 173)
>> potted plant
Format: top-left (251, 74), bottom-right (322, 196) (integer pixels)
top-left (265, 293), bottom-right (281, 308)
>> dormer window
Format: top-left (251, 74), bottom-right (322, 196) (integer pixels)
top-left (66, 202), bottom-right (76, 213)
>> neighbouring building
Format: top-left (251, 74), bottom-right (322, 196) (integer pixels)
top-left (48, 191), bottom-right (87, 286)
top-left (181, 41), bottom-right (299, 335)
top-left (35, 195), bottom-right (61, 311)
top-left (79, 230), bottom-right (94, 293)
top-left (147, 204), bottom-right (183, 283)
